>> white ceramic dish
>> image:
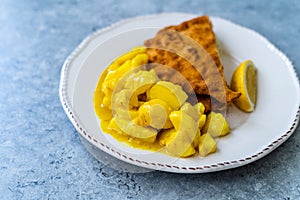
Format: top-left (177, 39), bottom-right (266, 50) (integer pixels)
top-left (59, 13), bottom-right (300, 173)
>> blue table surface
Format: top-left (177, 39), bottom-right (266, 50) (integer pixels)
top-left (1, 0), bottom-right (300, 199)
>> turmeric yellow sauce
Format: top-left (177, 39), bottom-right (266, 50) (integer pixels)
top-left (94, 68), bottom-right (164, 152)
top-left (93, 47), bottom-right (165, 152)
top-left (93, 47), bottom-right (231, 158)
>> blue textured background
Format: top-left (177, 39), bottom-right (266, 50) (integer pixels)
top-left (1, 0), bottom-right (300, 199)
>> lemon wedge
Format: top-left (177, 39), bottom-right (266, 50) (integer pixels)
top-left (230, 60), bottom-right (257, 112)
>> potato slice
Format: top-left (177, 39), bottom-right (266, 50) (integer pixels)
top-left (113, 89), bottom-right (139, 111)
top-left (137, 99), bottom-right (173, 129)
top-left (114, 117), bottom-right (157, 143)
top-left (124, 70), bottom-right (159, 93)
top-left (149, 81), bottom-right (188, 110)
top-left (157, 128), bottom-right (176, 146)
top-left (169, 111), bottom-right (198, 137)
top-left (181, 102), bottom-right (200, 122)
top-left (108, 46), bottom-right (146, 70)
top-left (131, 53), bottom-right (149, 68)
top-left (202, 112), bottom-right (230, 137)
top-left (194, 102), bottom-right (206, 114)
top-left (198, 133), bottom-right (217, 157)
top-left (166, 111), bottom-right (198, 157)
top-left (103, 60), bottom-right (132, 92)
top-left (165, 131), bottom-right (196, 158)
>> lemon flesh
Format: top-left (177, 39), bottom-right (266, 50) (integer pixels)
top-left (230, 60), bottom-right (257, 112)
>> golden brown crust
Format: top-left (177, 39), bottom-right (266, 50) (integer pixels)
top-left (144, 16), bottom-right (240, 111)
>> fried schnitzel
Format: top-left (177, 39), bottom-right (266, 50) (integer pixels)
top-left (144, 16), bottom-right (240, 112)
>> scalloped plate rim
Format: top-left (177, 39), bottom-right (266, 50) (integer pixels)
top-left (59, 12), bottom-right (300, 173)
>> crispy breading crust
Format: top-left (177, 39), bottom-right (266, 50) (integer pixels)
top-left (144, 16), bottom-right (240, 111)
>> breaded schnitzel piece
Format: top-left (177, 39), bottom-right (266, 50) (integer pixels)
top-left (144, 16), bottom-right (240, 111)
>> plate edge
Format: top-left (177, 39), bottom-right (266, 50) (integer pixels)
top-left (59, 12), bottom-right (300, 173)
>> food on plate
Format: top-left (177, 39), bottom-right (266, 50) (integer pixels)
top-left (198, 133), bottom-right (217, 157)
top-left (94, 16), bottom-right (257, 158)
top-left (149, 81), bottom-right (188, 110)
top-left (144, 15), bottom-right (241, 112)
top-left (230, 60), bottom-right (257, 112)
top-left (202, 112), bottom-right (230, 137)
top-left (136, 99), bottom-right (173, 129)
top-left (96, 46), bottom-right (148, 113)
top-left (164, 103), bottom-right (200, 157)
top-left (94, 48), bottom-right (231, 158)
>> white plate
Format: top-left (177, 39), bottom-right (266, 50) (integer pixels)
top-left (59, 13), bottom-right (300, 173)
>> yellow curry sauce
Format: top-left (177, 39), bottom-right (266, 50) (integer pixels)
top-left (93, 47), bottom-right (164, 152)
top-left (93, 47), bottom-right (230, 158)
top-left (93, 68), bottom-right (164, 152)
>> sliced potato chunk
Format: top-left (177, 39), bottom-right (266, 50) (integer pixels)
top-left (157, 128), bottom-right (176, 146)
top-left (202, 112), bottom-right (230, 137)
top-left (149, 81), bottom-right (188, 110)
top-left (137, 99), bottom-right (173, 129)
top-left (181, 102), bottom-right (200, 122)
top-left (165, 131), bottom-right (196, 158)
top-left (194, 102), bottom-right (205, 114)
top-left (166, 111), bottom-right (198, 157)
top-left (115, 117), bottom-right (157, 143)
top-left (198, 133), bottom-right (217, 157)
